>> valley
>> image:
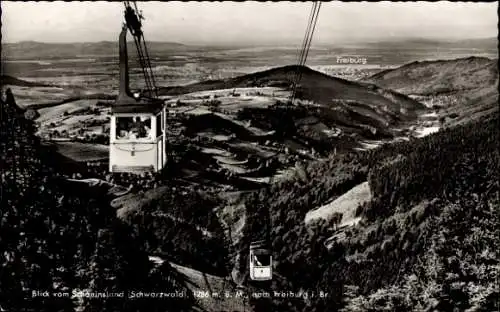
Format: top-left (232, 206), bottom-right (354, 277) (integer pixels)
top-left (3, 59), bottom-right (448, 191)
top-left (1, 37), bottom-right (498, 312)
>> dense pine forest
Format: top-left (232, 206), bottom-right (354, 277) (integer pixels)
top-left (0, 93), bottom-right (194, 312)
top-left (241, 112), bottom-right (499, 311)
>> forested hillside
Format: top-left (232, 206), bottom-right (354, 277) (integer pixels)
top-left (0, 92), bottom-right (193, 312)
top-left (365, 57), bottom-right (497, 96)
top-left (240, 112), bottom-right (499, 311)
top-left (363, 56), bottom-right (499, 125)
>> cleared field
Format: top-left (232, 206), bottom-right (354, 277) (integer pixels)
top-left (221, 97), bottom-right (277, 111)
top-left (37, 100), bottom-right (95, 122)
top-left (198, 133), bottom-right (232, 142)
top-left (415, 126), bottom-right (440, 138)
top-left (305, 181), bottom-right (371, 227)
top-left (180, 87), bottom-right (286, 98)
top-left (240, 176), bottom-right (271, 184)
top-left (213, 156), bottom-right (248, 165)
top-left (54, 141), bottom-right (108, 162)
top-left (200, 147), bottom-right (234, 157)
top-left (218, 163), bottom-right (250, 174)
top-left (170, 107), bottom-right (213, 115)
top-left (214, 113), bottom-right (275, 136)
top-left (354, 140), bottom-right (384, 152)
top-left (229, 142), bottom-right (276, 158)
top-left (5, 85), bottom-right (71, 107)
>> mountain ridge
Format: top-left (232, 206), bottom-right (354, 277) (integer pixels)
top-left (1, 40), bottom-right (192, 59)
top-left (364, 56), bottom-right (498, 95)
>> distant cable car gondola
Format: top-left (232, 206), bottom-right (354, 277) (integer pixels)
top-left (249, 240), bottom-right (272, 281)
top-left (245, 2), bottom-right (321, 284)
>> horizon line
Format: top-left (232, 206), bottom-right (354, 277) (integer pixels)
top-left (2, 36), bottom-right (496, 46)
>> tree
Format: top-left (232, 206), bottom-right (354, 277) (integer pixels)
top-left (331, 212), bottom-right (343, 230)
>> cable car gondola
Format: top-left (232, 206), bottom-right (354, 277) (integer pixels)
top-left (249, 240), bottom-right (272, 281)
top-left (109, 2), bottom-right (167, 173)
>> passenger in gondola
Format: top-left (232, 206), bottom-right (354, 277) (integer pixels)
top-left (117, 119), bottom-right (130, 139)
top-left (253, 255), bottom-right (263, 266)
top-left (144, 122), bottom-right (153, 139)
top-left (129, 116), bottom-right (148, 139)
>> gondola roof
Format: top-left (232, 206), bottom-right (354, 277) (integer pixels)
top-left (111, 96), bottom-right (164, 114)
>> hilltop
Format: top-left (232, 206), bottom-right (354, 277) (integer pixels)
top-left (160, 65), bottom-right (424, 112)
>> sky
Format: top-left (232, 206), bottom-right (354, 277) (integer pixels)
top-left (1, 1), bottom-right (498, 45)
